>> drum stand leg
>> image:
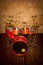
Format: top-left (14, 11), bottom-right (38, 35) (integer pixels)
top-left (24, 55), bottom-right (27, 65)
top-left (16, 55), bottom-right (27, 65)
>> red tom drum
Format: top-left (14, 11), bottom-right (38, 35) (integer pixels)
top-left (22, 28), bottom-right (29, 35)
top-left (13, 28), bottom-right (20, 35)
top-left (6, 27), bottom-right (15, 39)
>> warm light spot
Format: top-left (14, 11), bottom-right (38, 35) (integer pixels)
top-left (21, 48), bottom-right (26, 52)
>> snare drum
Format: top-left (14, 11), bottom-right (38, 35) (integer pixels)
top-left (22, 27), bottom-right (29, 35)
top-left (13, 28), bottom-right (20, 35)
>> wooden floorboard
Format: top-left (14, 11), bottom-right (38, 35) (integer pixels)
top-left (0, 33), bottom-right (43, 65)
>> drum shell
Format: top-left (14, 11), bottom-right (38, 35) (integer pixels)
top-left (22, 28), bottom-right (29, 35)
top-left (6, 28), bottom-right (15, 39)
top-left (13, 28), bottom-right (20, 35)
top-left (29, 31), bottom-right (35, 34)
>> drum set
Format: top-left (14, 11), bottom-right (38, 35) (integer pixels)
top-left (5, 19), bottom-right (38, 57)
top-left (6, 27), bottom-right (35, 56)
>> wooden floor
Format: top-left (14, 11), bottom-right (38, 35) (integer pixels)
top-left (0, 33), bottom-right (43, 65)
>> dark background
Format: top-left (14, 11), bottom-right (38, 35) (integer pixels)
top-left (0, 33), bottom-right (43, 65)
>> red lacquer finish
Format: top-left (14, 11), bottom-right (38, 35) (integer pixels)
top-left (12, 36), bottom-right (28, 56)
top-left (22, 28), bottom-right (29, 35)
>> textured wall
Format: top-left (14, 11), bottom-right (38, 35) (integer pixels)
top-left (0, 0), bottom-right (43, 33)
